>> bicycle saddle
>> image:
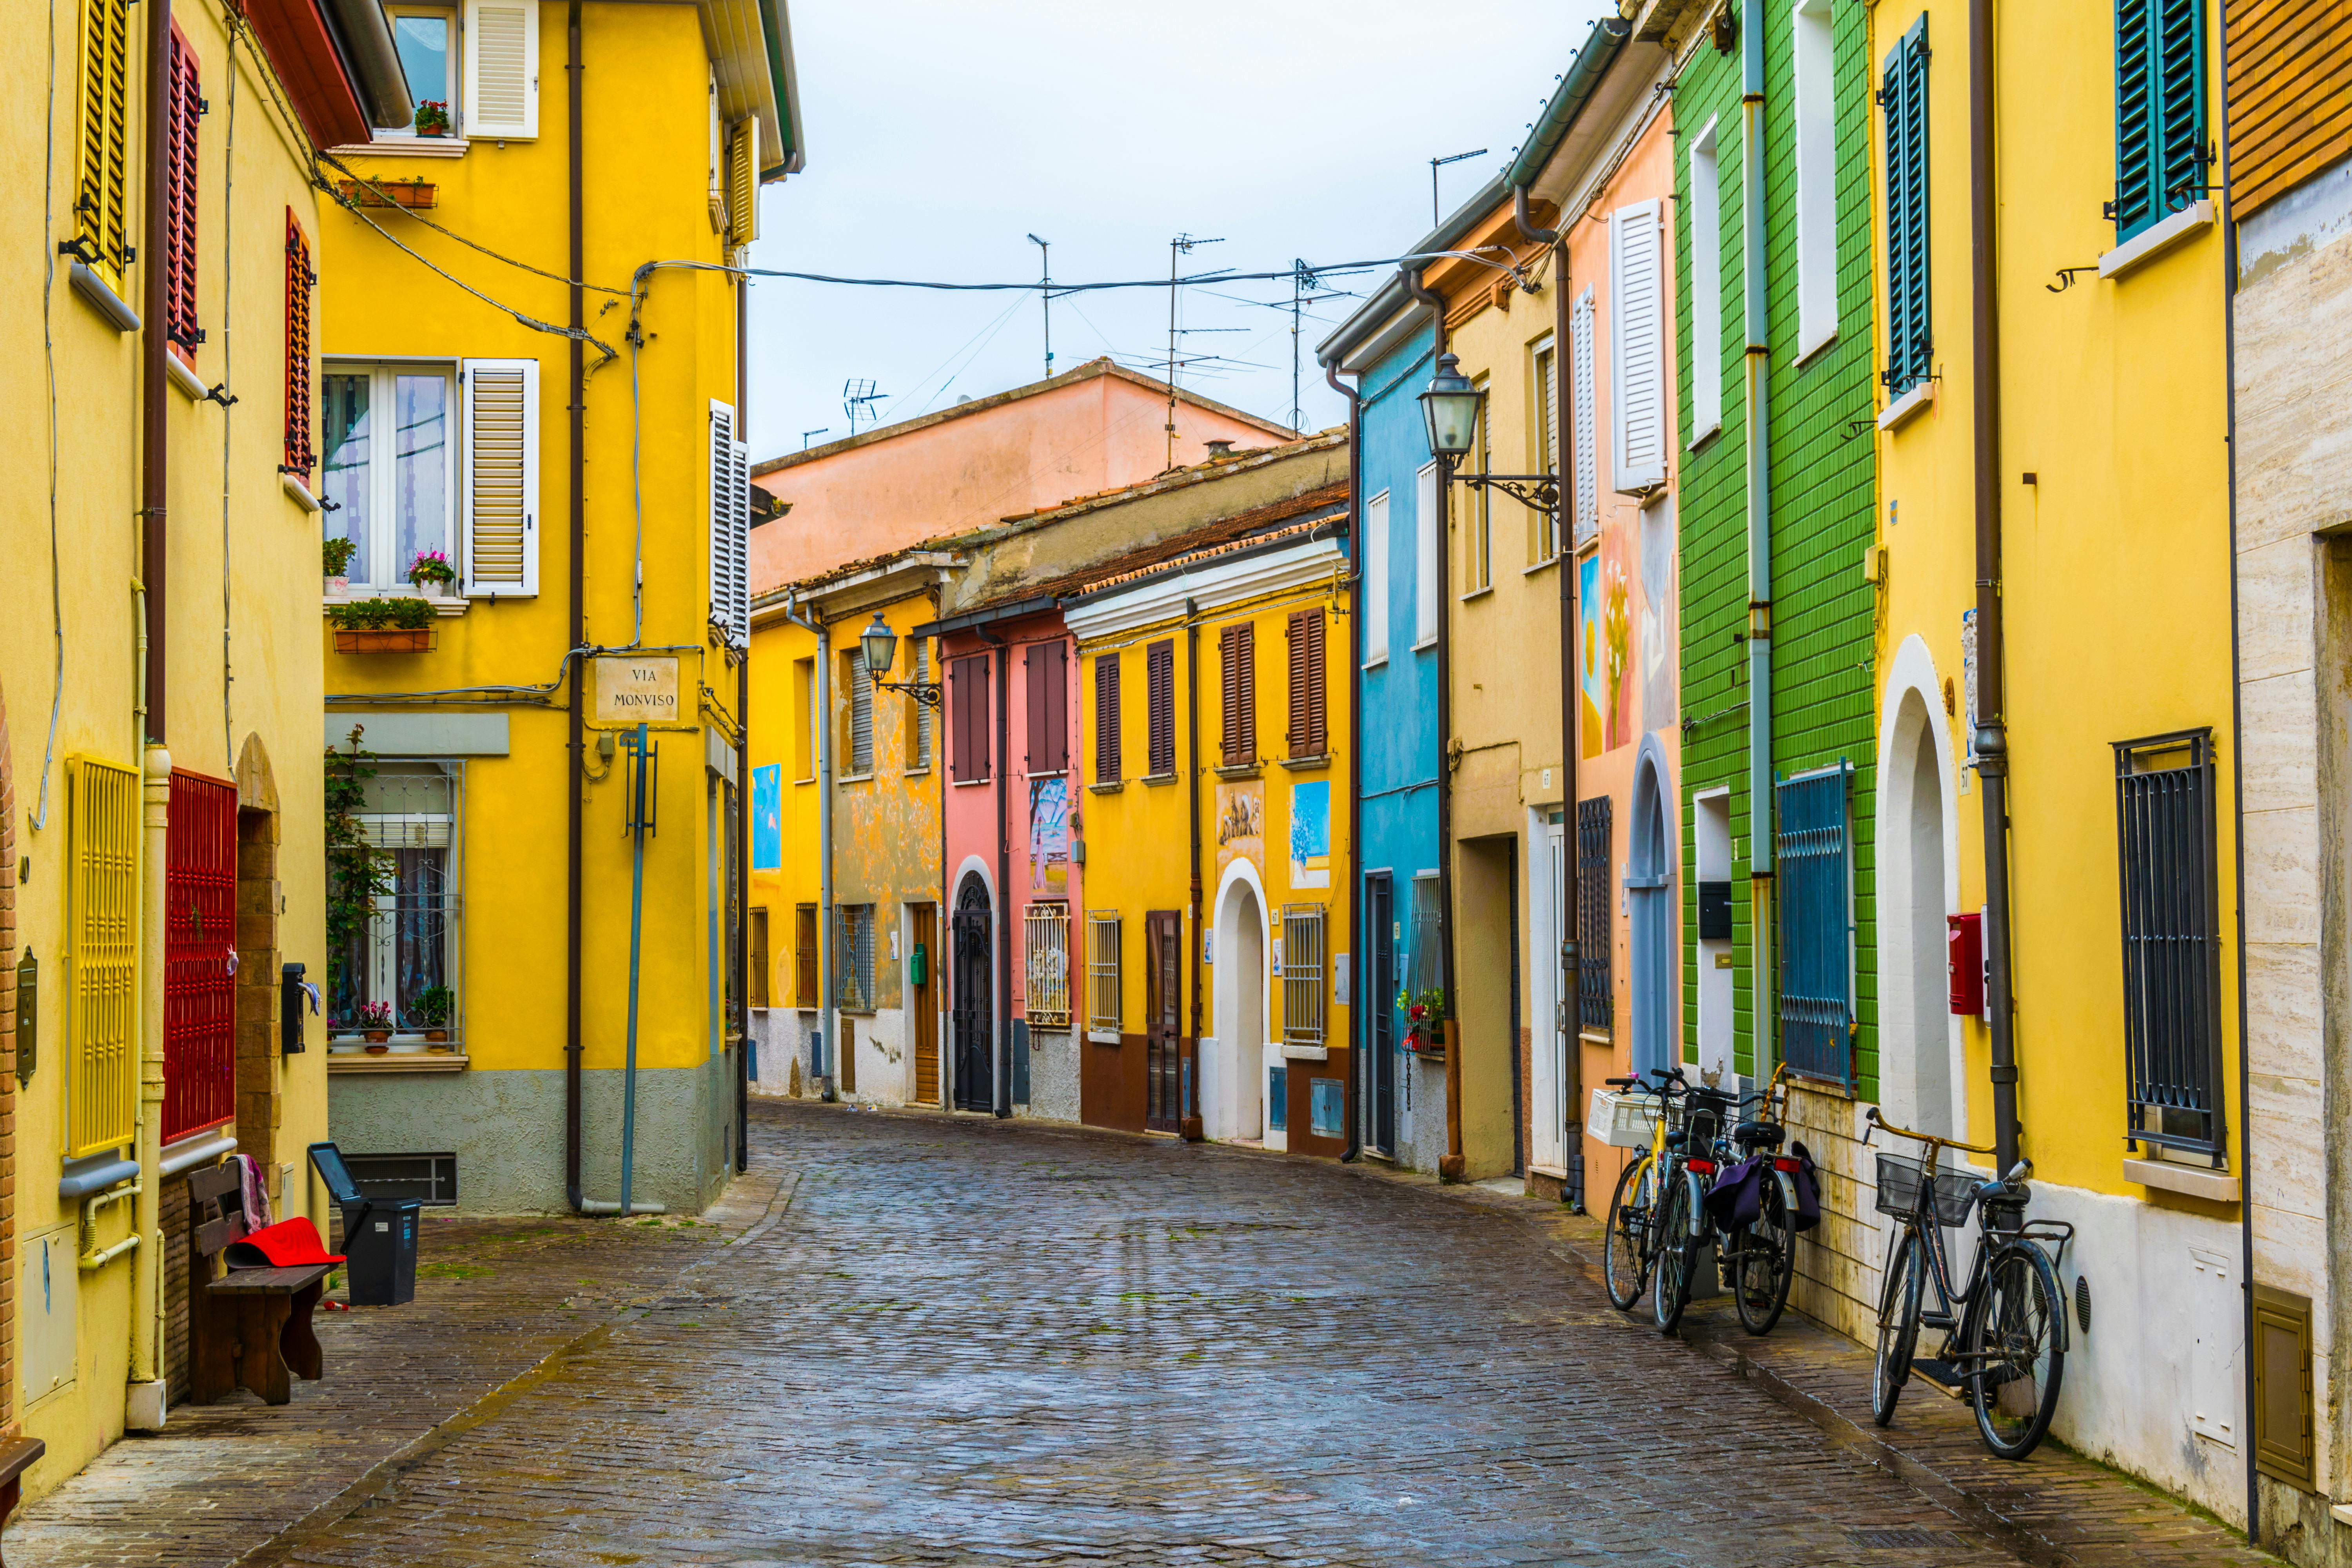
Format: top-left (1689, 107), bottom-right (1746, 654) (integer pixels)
top-left (1664, 1131), bottom-right (1688, 1151)
top-left (1732, 1121), bottom-right (1784, 1149)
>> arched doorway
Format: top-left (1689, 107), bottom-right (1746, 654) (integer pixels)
top-left (951, 876), bottom-right (993, 1112)
top-left (1882, 683), bottom-right (1958, 1138)
top-left (1626, 738), bottom-right (1676, 1078)
top-left (1210, 872), bottom-right (1267, 1143)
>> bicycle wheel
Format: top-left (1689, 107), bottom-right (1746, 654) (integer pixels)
top-left (1652, 1174), bottom-right (1697, 1334)
top-left (1872, 1229), bottom-right (1924, 1427)
top-left (1965, 1242), bottom-right (2065, 1460)
top-left (1733, 1176), bottom-right (1798, 1336)
top-left (1603, 1155), bottom-right (1655, 1312)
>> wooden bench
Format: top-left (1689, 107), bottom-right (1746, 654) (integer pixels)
top-left (188, 1163), bottom-right (332, 1406)
top-left (0, 1434), bottom-right (45, 1566)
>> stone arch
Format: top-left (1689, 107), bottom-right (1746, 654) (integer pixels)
top-left (1874, 635), bottom-right (1965, 1138)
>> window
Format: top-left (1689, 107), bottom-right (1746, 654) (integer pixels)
top-left (950, 654), bottom-right (990, 782)
top-left (1414, 463), bottom-right (1439, 648)
top-left (1463, 376), bottom-right (1491, 592)
top-left (321, 363), bottom-right (456, 589)
top-left (70, 0), bottom-right (133, 292)
top-left (1085, 913), bottom-right (1121, 1034)
top-left (1883, 22), bottom-right (1931, 397)
top-left (331, 764), bottom-right (462, 1042)
top-left (1282, 904), bottom-right (1327, 1047)
top-left (1611, 202), bottom-right (1668, 492)
top-left (1577, 796), bottom-right (1613, 1033)
top-left (1363, 491), bottom-right (1391, 663)
top-left (907, 637), bottom-right (933, 771)
top-left (67, 757), bottom-right (140, 1159)
top-left (1024, 902), bottom-right (1072, 1028)
top-left (1219, 622), bottom-right (1256, 766)
top-left (840, 649), bottom-right (874, 775)
top-left (710, 402), bottom-right (750, 649)
top-left (1688, 121), bottom-right (1725, 437)
top-left (285, 216), bottom-right (315, 478)
top-left (726, 117), bottom-right (760, 252)
top-left (387, 7), bottom-right (458, 134)
top-left (1793, 0), bottom-right (1838, 358)
top-left (1407, 875), bottom-right (1445, 996)
top-left (1571, 290), bottom-right (1597, 549)
top-left (1094, 653), bottom-right (1122, 784)
top-left (1530, 341), bottom-right (1560, 559)
top-left (165, 24), bottom-right (201, 354)
top-left (793, 904), bottom-right (818, 1006)
top-left (749, 907), bottom-right (770, 1009)
top-left (792, 657), bottom-right (815, 780)
top-left (1146, 640), bottom-right (1176, 776)
top-left (165, 769), bottom-right (236, 1143)
top-left (1775, 764), bottom-right (1854, 1085)
top-left (380, 0), bottom-right (538, 140)
top-left (836, 904), bottom-right (875, 1012)
top-left (2115, 0), bottom-right (2207, 240)
top-left (2114, 730), bottom-right (2224, 1161)
top-left (1285, 608), bottom-right (1327, 760)
top-left (1024, 639), bottom-right (1069, 773)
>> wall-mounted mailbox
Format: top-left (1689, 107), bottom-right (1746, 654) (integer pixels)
top-left (15, 950), bottom-right (34, 1084)
top-left (1698, 881), bottom-right (1733, 942)
top-left (281, 962), bottom-right (308, 1055)
top-left (1947, 912), bottom-right (1984, 1017)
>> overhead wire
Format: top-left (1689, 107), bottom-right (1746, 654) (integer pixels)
top-left (31, 0), bottom-right (64, 832)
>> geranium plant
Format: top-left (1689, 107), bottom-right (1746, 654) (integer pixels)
top-left (407, 548), bottom-right (456, 587)
top-left (328, 597), bottom-right (435, 631)
top-left (414, 99), bottom-right (451, 136)
top-left (356, 1001), bottom-right (394, 1033)
top-left (1396, 986), bottom-right (1449, 1051)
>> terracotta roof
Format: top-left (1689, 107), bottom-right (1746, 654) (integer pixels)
top-left (974, 481), bottom-right (1350, 611)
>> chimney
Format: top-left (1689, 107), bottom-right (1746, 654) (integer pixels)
top-left (1206, 439), bottom-right (1235, 459)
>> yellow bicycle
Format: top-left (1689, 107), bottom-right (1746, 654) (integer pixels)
top-left (1600, 1069), bottom-right (1686, 1311)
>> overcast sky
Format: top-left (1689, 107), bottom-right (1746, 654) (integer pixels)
top-left (740, 0), bottom-right (1615, 466)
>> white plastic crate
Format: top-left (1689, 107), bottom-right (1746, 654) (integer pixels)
top-left (1585, 1088), bottom-right (1657, 1149)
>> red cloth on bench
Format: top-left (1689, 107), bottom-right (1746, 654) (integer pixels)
top-left (225, 1217), bottom-right (344, 1269)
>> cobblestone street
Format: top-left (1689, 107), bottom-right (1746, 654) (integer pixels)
top-left (15, 1103), bottom-right (2273, 1567)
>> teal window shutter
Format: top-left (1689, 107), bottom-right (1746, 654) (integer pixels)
top-left (2114, 0), bottom-right (2206, 241)
top-left (1882, 17), bottom-right (1931, 397)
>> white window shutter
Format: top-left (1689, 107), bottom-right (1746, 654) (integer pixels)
top-left (709, 400), bottom-right (750, 650)
top-left (461, 358), bottom-right (538, 596)
top-left (1414, 462), bottom-right (1439, 648)
top-left (1571, 289), bottom-right (1597, 547)
top-left (727, 118), bottom-right (760, 251)
top-left (1363, 491), bottom-right (1390, 663)
top-left (464, 0), bottom-right (538, 139)
top-left (1611, 201), bottom-right (1666, 493)
top-left (707, 69), bottom-right (727, 232)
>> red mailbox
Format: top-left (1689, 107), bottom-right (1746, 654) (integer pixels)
top-left (1947, 912), bottom-right (1984, 1017)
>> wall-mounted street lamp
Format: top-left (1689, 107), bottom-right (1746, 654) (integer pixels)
top-left (1419, 351), bottom-right (1560, 512)
top-left (858, 612), bottom-right (944, 708)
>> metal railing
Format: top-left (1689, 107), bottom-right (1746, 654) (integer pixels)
top-left (1085, 913), bottom-right (1120, 1033)
top-left (1025, 902), bottom-right (1072, 1028)
top-left (1282, 905), bottom-right (1327, 1047)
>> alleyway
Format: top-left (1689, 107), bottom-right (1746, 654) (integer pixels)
top-left (16, 1103), bottom-right (2269, 1568)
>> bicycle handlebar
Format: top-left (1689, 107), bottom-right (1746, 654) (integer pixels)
top-left (1863, 1105), bottom-right (1997, 1157)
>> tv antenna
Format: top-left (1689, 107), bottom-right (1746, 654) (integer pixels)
top-left (1028, 234), bottom-right (1053, 383)
top-left (842, 379), bottom-right (887, 436)
top-left (1430, 147), bottom-right (1488, 227)
top-left (801, 426), bottom-right (830, 450)
top-left (1166, 232), bottom-right (1224, 469)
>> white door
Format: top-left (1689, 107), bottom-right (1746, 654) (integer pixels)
top-left (1530, 819), bottom-right (1569, 1174)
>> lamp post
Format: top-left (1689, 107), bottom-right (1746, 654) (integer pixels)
top-left (859, 612), bottom-right (944, 707)
top-left (1419, 351), bottom-right (1560, 510)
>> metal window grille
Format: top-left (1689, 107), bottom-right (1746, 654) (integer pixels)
top-left (284, 214), bottom-right (315, 476)
top-left (1282, 905), bottom-right (1327, 1047)
top-left (68, 758), bottom-right (140, 1160)
top-left (1776, 764), bottom-right (1855, 1086)
top-left (1408, 876), bottom-right (1445, 996)
top-left (164, 769), bottom-right (237, 1144)
top-left (1085, 913), bottom-right (1120, 1033)
top-left (794, 904), bottom-right (819, 1006)
top-left (1577, 797), bottom-right (1612, 1031)
top-left (1024, 902), bottom-right (1073, 1028)
top-left (2114, 729), bottom-right (2224, 1162)
top-left (749, 907), bottom-right (770, 1009)
top-left (836, 904), bottom-right (875, 1012)
top-left (844, 651), bottom-right (874, 775)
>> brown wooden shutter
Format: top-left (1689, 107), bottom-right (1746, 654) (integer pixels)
top-left (1219, 624), bottom-right (1255, 767)
top-left (1022, 645), bottom-right (1040, 771)
top-left (1147, 639), bottom-right (1174, 776)
top-left (1042, 639), bottom-right (1069, 772)
top-left (283, 212), bottom-right (315, 476)
top-left (795, 905), bottom-right (819, 1005)
top-left (1303, 608), bottom-right (1327, 757)
top-left (1094, 654), bottom-right (1121, 783)
top-left (948, 655), bottom-right (970, 781)
top-left (1286, 612), bottom-right (1308, 759)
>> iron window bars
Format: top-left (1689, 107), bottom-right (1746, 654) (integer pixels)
top-left (2114, 728), bottom-right (2225, 1165)
top-left (1085, 913), bottom-right (1120, 1034)
top-left (1282, 904), bottom-right (1327, 1047)
top-left (836, 905), bottom-right (875, 1013)
top-left (1024, 901), bottom-right (1073, 1028)
top-left (1776, 762), bottom-right (1855, 1089)
top-left (1577, 797), bottom-right (1612, 1032)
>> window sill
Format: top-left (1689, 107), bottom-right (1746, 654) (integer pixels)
top-left (1361, 653), bottom-right (1390, 670)
top-left (68, 261), bottom-right (140, 333)
top-left (1087, 780), bottom-right (1125, 795)
top-left (1281, 1043), bottom-right (1330, 1062)
top-left (1140, 771), bottom-right (1178, 788)
top-left (283, 473), bottom-right (323, 514)
top-left (323, 586), bottom-right (467, 617)
top-left (1279, 753), bottom-right (1331, 773)
top-left (330, 137), bottom-right (471, 159)
top-left (1458, 585), bottom-right (1494, 603)
top-left (2123, 1154), bottom-right (2238, 1203)
top-left (166, 350), bottom-right (206, 401)
top-left (837, 771), bottom-right (874, 785)
top-left (950, 776), bottom-right (992, 788)
top-left (2099, 201), bottom-right (2214, 281)
top-left (1794, 325), bottom-right (1838, 369)
top-left (1024, 769), bottom-right (1068, 780)
top-left (1688, 418), bottom-right (1723, 453)
top-left (327, 1049), bottom-right (469, 1073)
top-left (1412, 636), bottom-right (1438, 653)
top-left (902, 766), bottom-right (931, 779)
top-left (1577, 1028), bottom-right (1613, 1045)
top-left (1877, 379), bottom-right (1936, 433)
top-left (1212, 762), bottom-right (1261, 780)
top-left (1522, 556), bottom-right (1561, 577)
top-left (1086, 1027), bottom-right (1122, 1045)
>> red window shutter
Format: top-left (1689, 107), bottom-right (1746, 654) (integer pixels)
top-left (283, 212), bottom-right (315, 475)
top-left (164, 769), bottom-right (237, 1143)
top-left (1043, 640), bottom-right (1068, 773)
top-left (1147, 640), bottom-right (1174, 776)
top-left (1095, 653), bottom-right (1120, 783)
top-left (165, 24), bottom-right (200, 352)
top-left (1303, 608), bottom-right (1328, 757)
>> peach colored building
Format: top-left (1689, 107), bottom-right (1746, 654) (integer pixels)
top-left (750, 358), bottom-right (1293, 592)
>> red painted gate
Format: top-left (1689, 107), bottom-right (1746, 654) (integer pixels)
top-left (165, 770), bottom-right (237, 1144)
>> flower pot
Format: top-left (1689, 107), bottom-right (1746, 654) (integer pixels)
top-left (365, 1029), bottom-right (390, 1044)
top-left (426, 1044), bottom-right (453, 1055)
top-left (412, 579), bottom-right (448, 600)
top-left (324, 575), bottom-right (347, 597)
top-left (365, 1043), bottom-right (390, 1055)
top-left (425, 1029), bottom-right (448, 1043)
top-left (334, 628), bottom-right (431, 653)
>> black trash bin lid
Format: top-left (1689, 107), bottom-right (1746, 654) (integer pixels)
top-left (308, 1142), bottom-right (365, 1207)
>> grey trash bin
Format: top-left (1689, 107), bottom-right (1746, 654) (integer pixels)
top-left (309, 1142), bottom-right (420, 1307)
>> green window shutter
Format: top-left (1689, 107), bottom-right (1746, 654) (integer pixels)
top-left (2115, 0), bottom-right (2206, 241)
top-left (1882, 17), bottom-right (1931, 398)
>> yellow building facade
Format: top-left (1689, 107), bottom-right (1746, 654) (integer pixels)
top-left (1869, 0), bottom-right (2238, 1515)
top-left (317, 0), bottom-right (802, 1215)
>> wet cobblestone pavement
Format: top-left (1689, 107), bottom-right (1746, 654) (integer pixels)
top-left (15, 1102), bottom-right (2275, 1567)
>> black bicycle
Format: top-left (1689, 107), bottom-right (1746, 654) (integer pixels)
top-left (1866, 1108), bottom-right (2072, 1459)
top-left (1653, 1073), bottom-right (1801, 1336)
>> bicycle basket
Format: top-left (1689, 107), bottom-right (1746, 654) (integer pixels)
top-left (1584, 1089), bottom-right (1661, 1150)
top-left (1873, 1152), bottom-right (1980, 1228)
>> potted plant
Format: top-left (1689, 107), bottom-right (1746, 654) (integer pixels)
top-left (407, 548), bottom-right (457, 601)
top-left (323, 535), bottom-right (356, 596)
top-left (1396, 987), bottom-right (1449, 1057)
top-left (329, 596), bottom-right (436, 652)
top-left (358, 1001), bottom-right (394, 1050)
top-left (414, 99), bottom-right (451, 137)
top-left (411, 985), bottom-right (455, 1047)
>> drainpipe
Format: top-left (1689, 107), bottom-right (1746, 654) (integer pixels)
top-left (1404, 265), bottom-right (1465, 1184)
top-left (735, 287), bottom-right (751, 1172)
top-left (140, 0), bottom-right (171, 745)
top-left (982, 628), bottom-right (1013, 1117)
top-left (1183, 600), bottom-right (1205, 1141)
top-left (1325, 361), bottom-right (1363, 1164)
top-left (564, 0), bottom-right (585, 1213)
top-left (1516, 184), bottom-right (1585, 1211)
top-left (128, 748), bottom-right (170, 1428)
top-left (1967, 0), bottom-right (2019, 1174)
top-left (783, 595), bottom-right (833, 1100)
top-left (1742, 0), bottom-right (1776, 1074)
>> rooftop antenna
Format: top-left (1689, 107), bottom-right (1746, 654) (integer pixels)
top-left (1027, 234), bottom-right (1053, 383)
top-left (1289, 259), bottom-right (1323, 434)
top-left (801, 426), bottom-right (830, 450)
top-left (842, 379), bottom-right (886, 436)
top-left (1430, 147), bottom-right (1488, 228)
top-left (1166, 232), bottom-right (1223, 468)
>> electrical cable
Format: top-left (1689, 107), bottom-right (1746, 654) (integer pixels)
top-left (31, 0), bottom-right (65, 834)
top-left (221, 24), bottom-right (240, 771)
top-left (877, 291), bottom-right (1029, 423)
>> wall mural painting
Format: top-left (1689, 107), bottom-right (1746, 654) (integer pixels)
top-left (751, 763), bottom-right (782, 871)
top-left (1215, 779), bottom-right (1264, 875)
top-left (1580, 534), bottom-right (1635, 755)
top-left (1030, 775), bottom-right (1071, 894)
top-left (1289, 780), bottom-right (1331, 889)
top-left (1639, 497), bottom-right (1676, 731)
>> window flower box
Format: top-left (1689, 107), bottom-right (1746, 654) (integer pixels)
top-left (334, 628), bottom-right (432, 653)
top-left (329, 596), bottom-right (435, 652)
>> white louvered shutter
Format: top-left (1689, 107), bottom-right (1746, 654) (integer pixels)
top-left (1414, 462), bottom-right (1439, 647)
top-left (727, 118), bottom-right (760, 252)
top-left (709, 401), bottom-right (750, 650)
top-left (464, 0), bottom-right (538, 139)
top-left (1571, 288), bottom-right (1597, 547)
top-left (461, 358), bottom-right (539, 596)
top-left (1610, 201), bottom-right (1666, 493)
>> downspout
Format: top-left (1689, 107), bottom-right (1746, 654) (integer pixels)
top-left (1517, 184), bottom-right (1584, 1211)
top-left (783, 595), bottom-right (833, 1100)
top-left (1325, 360), bottom-right (1364, 1164)
top-left (564, 0), bottom-right (585, 1213)
top-left (1404, 264), bottom-right (1465, 1184)
top-left (982, 628), bottom-right (1013, 1118)
top-left (735, 277), bottom-right (751, 1173)
top-left (141, 0), bottom-right (170, 746)
top-left (1742, 0), bottom-right (1777, 1076)
top-left (1184, 599), bottom-right (1205, 1140)
top-left (1967, 0), bottom-right (2020, 1173)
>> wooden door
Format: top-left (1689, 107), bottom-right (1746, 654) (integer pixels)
top-left (911, 904), bottom-right (940, 1106)
top-left (1145, 911), bottom-right (1181, 1132)
top-left (952, 880), bottom-right (993, 1111)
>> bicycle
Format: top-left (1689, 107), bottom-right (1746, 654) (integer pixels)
top-left (1865, 1107), bottom-right (2073, 1459)
top-left (1716, 1063), bottom-right (1802, 1336)
top-left (1599, 1068), bottom-right (1686, 1311)
top-left (1653, 1079), bottom-right (1738, 1333)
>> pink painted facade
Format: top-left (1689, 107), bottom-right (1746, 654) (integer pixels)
top-left (751, 358), bottom-right (1292, 592)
